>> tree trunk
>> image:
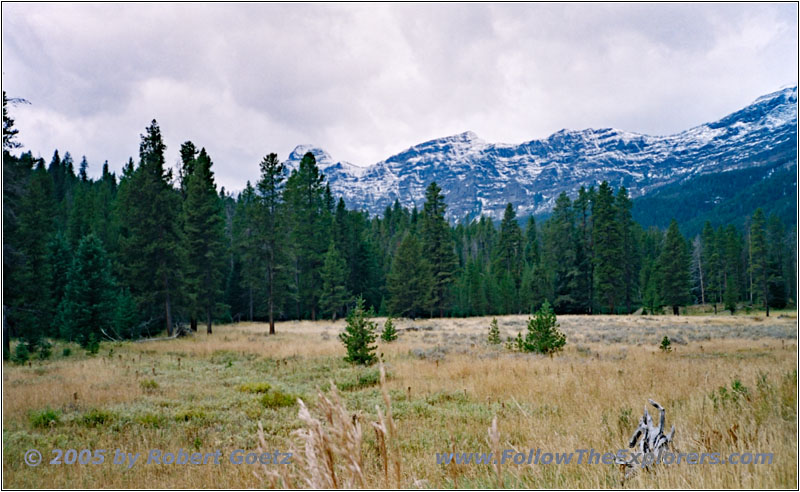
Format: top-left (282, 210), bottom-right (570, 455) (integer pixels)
top-left (249, 287), bottom-right (254, 322)
top-left (268, 268), bottom-right (275, 335)
top-left (164, 290), bottom-right (173, 337)
top-left (206, 307), bottom-right (212, 335)
top-left (2, 306), bottom-right (10, 360)
top-left (190, 317), bottom-right (197, 332)
top-left (672, 305), bottom-right (679, 316)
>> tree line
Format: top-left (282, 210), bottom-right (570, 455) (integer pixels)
top-left (3, 103), bottom-right (795, 359)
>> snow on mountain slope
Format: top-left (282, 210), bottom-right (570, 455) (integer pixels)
top-left (285, 86), bottom-right (797, 220)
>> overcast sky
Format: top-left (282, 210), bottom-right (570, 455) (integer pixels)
top-left (2, 3), bottom-right (797, 191)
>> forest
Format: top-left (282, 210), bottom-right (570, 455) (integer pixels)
top-left (3, 98), bottom-right (796, 359)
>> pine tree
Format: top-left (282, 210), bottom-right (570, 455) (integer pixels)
top-left (493, 203), bottom-right (524, 287)
top-left (593, 181), bottom-right (623, 313)
top-left (256, 153), bottom-right (286, 334)
top-left (420, 182), bottom-right (457, 317)
top-left (520, 301), bottom-right (565, 354)
top-left (387, 233), bottom-right (433, 319)
top-left (487, 317), bottom-right (501, 345)
top-left (722, 226), bottom-right (742, 314)
top-left (117, 120), bottom-right (182, 336)
top-left (658, 219), bottom-right (691, 315)
top-left (56, 234), bottom-right (116, 346)
top-left (616, 187), bottom-right (640, 313)
top-left (45, 232), bottom-right (72, 337)
top-left (573, 186), bottom-right (595, 313)
top-left (183, 148), bottom-right (227, 334)
top-left (339, 296), bottom-right (377, 365)
top-left (232, 182), bottom-right (261, 322)
top-left (543, 192), bottom-right (580, 313)
top-left (114, 288), bottom-right (140, 339)
top-left (320, 241), bottom-right (351, 320)
top-left (284, 152), bottom-right (329, 320)
top-left (749, 209), bottom-right (769, 315)
top-left (16, 159), bottom-right (57, 347)
top-left (381, 316), bottom-right (398, 342)
top-left (766, 215), bottom-right (788, 309)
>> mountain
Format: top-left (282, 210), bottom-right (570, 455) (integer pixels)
top-left (286, 86), bottom-right (797, 223)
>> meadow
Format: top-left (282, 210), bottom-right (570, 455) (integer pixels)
top-left (3, 312), bottom-right (797, 488)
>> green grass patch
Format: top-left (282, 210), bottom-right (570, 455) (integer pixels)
top-left (135, 413), bottom-right (167, 428)
top-left (80, 408), bottom-right (117, 427)
top-left (336, 369), bottom-right (382, 391)
top-left (174, 408), bottom-right (208, 423)
top-left (260, 390), bottom-right (297, 409)
top-left (29, 408), bottom-right (60, 428)
top-left (139, 379), bottom-right (159, 392)
top-left (238, 382), bottom-right (272, 394)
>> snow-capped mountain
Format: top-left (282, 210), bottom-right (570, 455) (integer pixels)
top-left (286, 86), bottom-right (797, 221)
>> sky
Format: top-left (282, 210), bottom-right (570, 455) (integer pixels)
top-left (2, 3), bottom-right (797, 191)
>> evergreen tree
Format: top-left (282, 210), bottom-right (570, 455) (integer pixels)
top-left (320, 241), bottom-right (351, 320)
top-left (616, 187), bottom-right (640, 313)
top-left (45, 232), bottom-right (72, 337)
top-left (420, 182), bottom-right (457, 316)
top-left (493, 203), bottom-right (524, 286)
top-left (183, 148), bottom-right (227, 334)
top-left (722, 225), bottom-right (742, 314)
top-left (518, 301), bottom-right (565, 354)
top-left (749, 209), bottom-right (769, 315)
top-left (543, 192), bottom-right (581, 313)
top-left (387, 233), bottom-right (433, 318)
top-left (766, 214), bottom-right (788, 309)
top-left (117, 120), bottom-right (182, 336)
top-left (381, 316), bottom-right (398, 342)
top-left (487, 317), bottom-right (501, 345)
top-left (56, 234), bottom-right (116, 346)
top-left (114, 288), bottom-right (140, 339)
top-left (658, 219), bottom-right (691, 315)
top-left (256, 153), bottom-right (286, 334)
top-left (284, 152), bottom-right (329, 320)
top-left (232, 182), bottom-right (262, 321)
top-left (593, 181), bottom-right (623, 313)
top-left (573, 186), bottom-right (595, 313)
top-left (339, 296), bottom-right (377, 365)
top-left (16, 159), bottom-right (57, 347)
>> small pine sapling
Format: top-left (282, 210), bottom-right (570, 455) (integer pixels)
top-left (339, 296), bottom-right (378, 365)
top-left (521, 301), bottom-right (566, 354)
top-left (659, 336), bottom-right (672, 353)
top-left (381, 317), bottom-right (398, 343)
top-left (487, 317), bottom-right (501, 345)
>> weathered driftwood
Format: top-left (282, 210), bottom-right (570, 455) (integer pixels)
top-left (616, 399), bottom-right (675, 482)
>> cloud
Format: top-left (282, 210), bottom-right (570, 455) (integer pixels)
top-left (2, 3), bottom-right (797, 191)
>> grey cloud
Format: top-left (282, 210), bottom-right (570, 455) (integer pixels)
top-left (2, 3), bottom-right (796, 192)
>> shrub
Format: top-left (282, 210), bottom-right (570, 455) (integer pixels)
top-left (260, 390), bottom-right (297, 409)
top-left (11, 342), bottom-right (30, 365)
top-left (174, 408), bottom-right (208, 422)
top-left (659, 336), bottom-right (672, 353)
top-left (140, 379), bottom-right (159, 392)
top-left (29, 408), bottom-right (60, 428)
top-left (518, 301), bottom-right (565, 354)
top-left (339, 296), bottom-right (377, 365)
top-left (487, 318), bottom-right (501, 345)
top-left (81, 408), bottom-right (116, 427)
top-left (381, 317), bottom-right (398, 342)
top-left (238, 382), bottom-right (272, 394)
top-left (38, 340), bottom-right (52, 360)
top-left (136, 413), bottom-right (166, 428)
top-left (62, 347), bottom-right (71, 357)
top-left (337, 369), bottom-right (382, 391)
top-left (85, 333), bottom-right (100, 355)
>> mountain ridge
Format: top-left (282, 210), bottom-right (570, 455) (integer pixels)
top-left (284, 86), bottom-right (797, 221)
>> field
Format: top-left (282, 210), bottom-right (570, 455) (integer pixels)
top-left (3, 312), bottom-right (797, 488)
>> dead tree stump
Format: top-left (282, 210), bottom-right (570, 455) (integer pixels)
top-left (616, 399), bottom-right (675, 483)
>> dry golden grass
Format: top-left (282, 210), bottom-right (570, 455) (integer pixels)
top-left (3, 313), bottom-right (796, 488)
